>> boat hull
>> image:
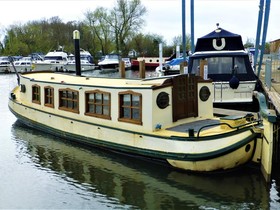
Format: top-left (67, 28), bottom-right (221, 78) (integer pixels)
top-left (65, 64), bottom-right (95, 72)
top-left (32, 62), bottom-right (65, 71)
top-left (9, 95), bottom-right (258, 172)
top-left (0, 65), bottom-right (12, 73)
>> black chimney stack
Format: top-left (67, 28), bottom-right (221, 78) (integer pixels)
top-left (73, 30), bottom-right (81, 76)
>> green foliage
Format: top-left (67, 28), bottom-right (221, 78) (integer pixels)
top-left (244, 38), bottom-right (255, 48)
top-left (0, 0), bottom-right (191, 58)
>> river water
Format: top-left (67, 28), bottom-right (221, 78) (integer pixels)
top-left (1, 72), bottom-right (280, 209)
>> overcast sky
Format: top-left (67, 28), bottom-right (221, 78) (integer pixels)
top-left (0, 0), bottom-right (279, 46)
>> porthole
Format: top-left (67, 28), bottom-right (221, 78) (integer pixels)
top-left (156, 92), bottom-right (169, 109)
top-left (245, 144), bottom-right (251, 152)
top-left (199, 86), bottom-right (210, 102)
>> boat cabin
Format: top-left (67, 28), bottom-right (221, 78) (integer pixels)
top-left (17, 72), bottom-right (213, 133)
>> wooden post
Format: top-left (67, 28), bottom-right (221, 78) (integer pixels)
top-left (199, 59), bottom-right (208, 79)
top-left (180, 61), bottom-right (188, 74)
top-left (261, 117), bottom-right (274, 182)
top-left (254, 91), bottom-right (277, 183)
top-left (119, 60), bottom-right (125, 78)
top-left (139, 60), bottom-right (145, 79)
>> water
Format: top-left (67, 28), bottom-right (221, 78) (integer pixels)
top-left (1, 72), bottom-right (280, 209)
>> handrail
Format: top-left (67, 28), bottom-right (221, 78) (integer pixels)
top-left (196, 120), bottom-right (261, 138)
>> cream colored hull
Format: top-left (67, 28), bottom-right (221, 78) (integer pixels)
top-left (9, 95), bottom-right (257, 172)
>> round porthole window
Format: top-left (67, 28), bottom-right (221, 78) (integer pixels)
top-left (199, 86), bottom-right (211, 102)
top-left (157, 92), bottom-right (169, 109)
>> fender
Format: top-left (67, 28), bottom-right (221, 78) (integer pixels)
top-left (212, 38), bottom-right (226, 50)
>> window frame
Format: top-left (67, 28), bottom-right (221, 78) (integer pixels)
top-left (44, 86), bottom-right (54, 108)
top-left (58, 88), bottom-right (79, 113)
top-left (32, 84), bottom-right (41, 104)
top-left (85, 90), bottom-right (111, 120)
top-left (118, 90), bottom-right (142, 125)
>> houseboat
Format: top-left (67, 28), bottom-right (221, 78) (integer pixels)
top-left (8, 71), bottom-right (276, 181)
top-left (131, 57), bottom-right (166, 71)
top-left (188, 26), bottom-right (260, 106)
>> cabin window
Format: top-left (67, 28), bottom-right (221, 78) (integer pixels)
top-left (85, 90), bottom-right (111, 120)
top-left (32, 85), bottom-right (41, 104)
top-left (44, 86), bottom-right (54, 108)
top-left (59, 88), bottom-right (79, 113)
top-left (118, 91), bottom-right (142, 125)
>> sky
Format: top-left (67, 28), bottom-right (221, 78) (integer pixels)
top-left (0, 0), bottom-right (279, 46)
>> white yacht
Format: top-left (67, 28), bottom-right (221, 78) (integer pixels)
top-left (0, 57), bottom-right (12, 73)
top-left (33, 47), bottom-right (68, 71)
top-left (65, 49), bottom-right (95, 72)
top-left (13, 57), bottom-right (32, 73)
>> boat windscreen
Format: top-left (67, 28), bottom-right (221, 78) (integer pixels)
top-left (44, 56), bottom-right (64, 61)
top-left (190, 56), bottom-right (256, 81)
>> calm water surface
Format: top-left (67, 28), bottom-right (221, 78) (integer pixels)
top-left (1, 72), bottom-right (280, 209)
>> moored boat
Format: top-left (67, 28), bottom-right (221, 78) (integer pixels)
top-left (32, 47), bottom-right (68, 71)
top-left (65, 59), bottom-right (95, 72)
top-left (188, 26), bottom-right (260, 106)
top-left (0, 60), bottom-right (12, 73)
top-left (8, 70), bottom-right (277, 180)
top-left (13, 57), bottom-right (32, 73)
top-left (98, 53), bottom-right (120, 70)
top-left (0, 56), bottom-right (12, 73)
top-left (131, 57), bottom-right (166, 71)
top-left (156, 57), bottom-right (188, 76)
top-left (65, 49), bottom-right (95, 72)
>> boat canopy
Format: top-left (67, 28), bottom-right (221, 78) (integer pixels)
top-left (195, 28), bottom-right (244, 52)
top-left (167, 57), bottom-right (188, 66)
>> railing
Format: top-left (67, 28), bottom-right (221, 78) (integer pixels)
top-left (213, 82), bottom-right (223, 102)
top-left (262, 53), bottom-right (280, 85)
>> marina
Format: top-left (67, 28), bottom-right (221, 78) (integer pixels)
top-left (1, 0), bottom-right (280, 208)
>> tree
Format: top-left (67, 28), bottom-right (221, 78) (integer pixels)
top-left (171, 34), bottom-right (191, 52)
top-left (244, 38), bottom-right (254, 48)
top-left (129, 33), bottom-right (167, 57)
top-left (107, 0), bottom-right (147, 55)
top-left (84, 8), bottom-right (114, 56)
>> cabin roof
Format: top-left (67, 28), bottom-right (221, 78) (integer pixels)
top-left (21, 72), bottom-right (170, 89)
top-left (195, 27), bottom-right (244, 52)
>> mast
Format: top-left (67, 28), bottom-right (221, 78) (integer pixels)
top-left (257, 0), bottom-right (271, 77)
top-left (182, 0), bottom-right (186, 64)
top-left (190, 0), bottom-right (195, 53)
top-left (254, 0), bottom-right (264, 69)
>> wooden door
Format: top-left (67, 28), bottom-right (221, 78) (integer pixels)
top-left (172, 74), bottom-right (198, 122)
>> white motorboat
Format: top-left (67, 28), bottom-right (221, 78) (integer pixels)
top-left (188, 26), bottom-right (260, 106)
top-left (98, 54), bottom-right (120, 70)
top-left (0, 59), bottom-right (12, 73)
top-left (32, 47), bottom-right (68, 71)
top-left (65, 49), bottom-right (95, 72)
top-left (13, 57), bottom-right (32, 73)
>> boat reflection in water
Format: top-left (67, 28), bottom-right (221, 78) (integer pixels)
top-left (12, 121), bottom-right (270, 209)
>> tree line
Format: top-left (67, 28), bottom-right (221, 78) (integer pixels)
top-left (0, 0), bottom-right (190, 62)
